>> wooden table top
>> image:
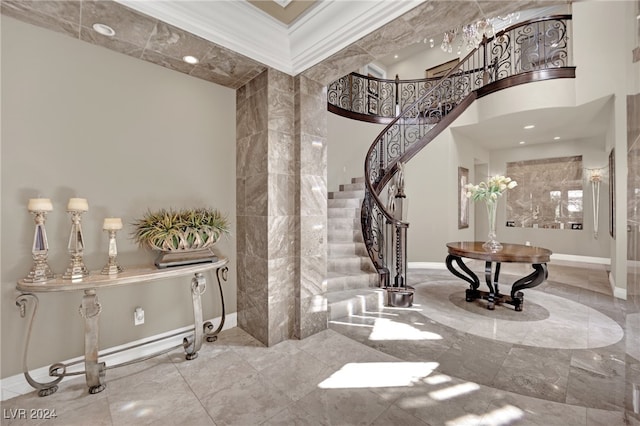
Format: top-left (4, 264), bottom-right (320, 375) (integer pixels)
top-left (446, 241), bottom-right (552, 263)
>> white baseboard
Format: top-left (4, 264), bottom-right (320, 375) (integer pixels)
top-left (408, 262), bottom-right (449, 269)
top-left (609, 272), bottom-right (627, 300)
top-left (549, 253), bottom-right (610, 265)
top-left (0, 313), bottom-right (237, 401)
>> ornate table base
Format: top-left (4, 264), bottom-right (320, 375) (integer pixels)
top-left (16, 261), bottom-right (228, 397)
top-left (445, 242), bottom-right (551, 312)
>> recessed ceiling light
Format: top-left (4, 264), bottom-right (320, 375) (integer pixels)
top-left (519, 141), bottom-right (526, 145)
top-left (183, 55), bottom-right (199, 64)
top-left (523, 124), bottom-right (535, 129)
top-left (394, 54), bottom-right (398, 59)
top-left (553, 136), bottom-right (561, 140)
top-left (92, 23), bottom-right (115, 37)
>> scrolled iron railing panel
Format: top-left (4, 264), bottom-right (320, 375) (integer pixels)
top-left (353, 16), bottom-right (574, 285)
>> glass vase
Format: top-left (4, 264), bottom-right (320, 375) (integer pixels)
top-left (483, 200), bottom-right (503, 251)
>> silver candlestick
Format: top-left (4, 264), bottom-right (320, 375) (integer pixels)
top-left (101, 218), bottom-right (124, 275)
top-left (63, 198), bottom-right (90, 280)
top-left (24, 198), bottom-right (55, 283)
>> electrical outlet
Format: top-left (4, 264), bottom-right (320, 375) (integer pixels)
top-left (134, 307), bottom-right (144, 326)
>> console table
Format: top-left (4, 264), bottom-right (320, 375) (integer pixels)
top-left (15, 258), bottom-right (228, 397)
top-left (445, 242), bottom-right (551, 311)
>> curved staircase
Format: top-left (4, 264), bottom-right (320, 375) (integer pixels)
top-left (327, 177), bottom-right (383, 320)
top-left (326, 14), bottom-right (575, 307)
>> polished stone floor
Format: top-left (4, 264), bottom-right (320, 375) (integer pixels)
top-left (2, 262), bottom-right (640, 425)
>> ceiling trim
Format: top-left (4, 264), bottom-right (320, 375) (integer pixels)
top-left (289, 0), bottom-right (424, 72)
top-left (115, 0), bottom-right (425, 75)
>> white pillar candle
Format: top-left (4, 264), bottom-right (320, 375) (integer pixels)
top-left (27, 198), bottom-right (53, 212)
top-left (67, 197), bottom-right (89, 212)
top-left (103, 217), bottom-right (123, 231)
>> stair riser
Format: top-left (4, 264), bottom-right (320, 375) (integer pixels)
top-left (339, 182), bottom-right (365, 191)
top-left (328, 243), bottom-right (368, 256)
top-left (328, 290), bottom-right (384, 320)
top-left (326, 273), bottom-right (379, 292)
top-left (328, 208), bottom-right (360, 219)
top-left (328, 199), bottom-right (361, 209)
top-left (327, 218), bottom-right (360, 230)
top-left (328, 231), bottom-right (363, 243)
top-left (329, 258), bottom-right (375, 274)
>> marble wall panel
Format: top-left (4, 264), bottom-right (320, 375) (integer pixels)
top-left (299, 175), bottom-right (327, 217)
top-left (295, 295), bottom-right (328, 340)
top-left (238, 132), bottom-right (269, 177)
top-left (236, 177), bottom-right (246, 216)
top-left (2, 1), bottom-right (80, 25)
top-left (268, 88), bottom-right (295, 135)
top-left (268, 68), bottom-right (294, 93)
top-left (245, 215), bottom-right (268, 258)
top-left (297, 96), bottom-right (327, 140)
top-left (268, 130), bottom-right (295, 175)
top-left (268, 299), bottom-right (294, 346)
top-left (268, 257), bottom-right (296, 305)
top-left (146, 22), bottom-right (213, 61)
top-left (82, 0), bottom-right (157, 47)
top-left (269, 174), bottom-right (296, 217)
top-left (300, 216), bottom-right (326, 258)
top-left (268, 216), bottom-right (296, 259)
top-left (300, 255), bottom-right (327, 299)
top-left (140, 49), bottom-right (195, 74)
top-left (299, 134), bottom-right (327, 178)
top-left (355, 14), bottom-right (424, 58)
top-left (236, 213), bottom-right (247, 256)
top-left (245, 173), bottom-right (269, 217)
top-left (79, 27), bottom-right (144, 59)
top-left (0, 3), bottom-right (80, 38)
top-left (247, 69), bottom-right (269, 97)
top-left (506, 156), bottom-right (583, 229)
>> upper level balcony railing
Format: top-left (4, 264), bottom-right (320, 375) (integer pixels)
top-left (328, 14), bottom-right (574, 124)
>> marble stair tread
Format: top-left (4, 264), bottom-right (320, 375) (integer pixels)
top-left (326, 270), bottom-right (379, 292)
top-left (339, 182), bottom-right (365, 191)
top-left (328, 242), bottom-right (368, 256)
top-left (328, 207), bottom-right (360, 218)
top-left (328, 198), bottom-right (362, 208)
top-left (326, 288), bottom-right (385, 320)
top-left (328, 256), bottom-right (375, 273)
top-left (328, 230), bottom-right (364, 243)
top-left (328, 190), bottom-right (365, 199)
top-left (327, 217), bottom-right (360, 229)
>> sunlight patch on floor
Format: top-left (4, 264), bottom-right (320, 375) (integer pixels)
top-left (369, 318), bottom-right (442, 341)
top-left (445, 404), bottom-right (524, 426)
top-left (318, 362), bottom-right (439, 389)
top-left (429, 382), bottom-right (480, 401)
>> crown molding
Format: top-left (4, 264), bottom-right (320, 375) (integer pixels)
top-left (116, 0), bottom-right (424, 76)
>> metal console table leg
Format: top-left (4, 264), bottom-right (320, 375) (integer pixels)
top-left (15, 294), bottom-right (64, 397)
top-left (80, 289), bottom-right (106, 394)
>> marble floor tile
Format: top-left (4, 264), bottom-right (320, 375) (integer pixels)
top-left (490, 346), bottom-right (572, 402)
top-left (3, 264), bottom-right (639, 425)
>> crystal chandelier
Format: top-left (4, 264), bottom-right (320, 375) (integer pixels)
top-left (439, 12), bottom-right (520, 53)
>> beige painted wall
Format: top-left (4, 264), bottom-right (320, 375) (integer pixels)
top-left (1, 17), bottom-right (237, 378)
top-left (327, 113), bottom-right (384, 192)
top-left (573, 1), bottom-right (630, 293)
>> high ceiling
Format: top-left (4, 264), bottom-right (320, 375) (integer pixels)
top-left (2, 0), bottom-right (602, 152)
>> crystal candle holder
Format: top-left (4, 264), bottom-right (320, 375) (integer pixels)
top-left (62, 199), bottom-right (90, 280)
top-left (24, 201), bottom-right (55, 283)
top-left (101, 218), bottom-right (123, 275)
